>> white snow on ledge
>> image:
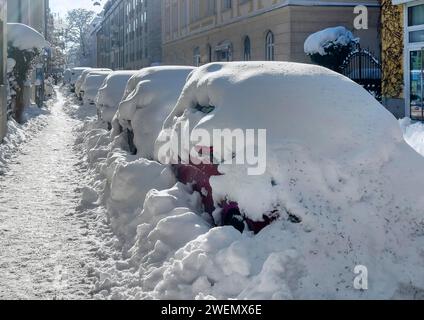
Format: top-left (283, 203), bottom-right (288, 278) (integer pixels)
top-left (304, 26), bottom-right (358, 56)
top-left (7, 23), bottom-right (48, 51)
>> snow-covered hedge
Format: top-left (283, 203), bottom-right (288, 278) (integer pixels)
top-left (95, 71), bottom-right (138, 125)
top-left (304, 26), bottom-right (358, 72)
top-left (304, 26), bottom-right (358, 56)
top-left (7, 23), bottom-right (47, 122)
top-left (115, 66), bottom-right (195, 159)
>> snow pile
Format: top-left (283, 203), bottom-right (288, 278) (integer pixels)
top-left (76, 120), bottom-right (177, 243)
top-left (400, 117), bottom-right (424, 156)
top-left (96, 71), bottom-right (137, 124)
top-left (115, 66), bottom-right (195, 159)
top-left (7, 23), bottom-right (47, 51)
top-left (77, 62), bottom-right (424, 300)
top-left (82, 71), bottom-right (112, 105)
top-left (0, 105), bottom-right (49, 170)
top-left (304, 26), bottom-right (358, 55)
top-left (150, 62), bottom-right (424, 298)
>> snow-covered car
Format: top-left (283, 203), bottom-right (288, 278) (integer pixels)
top-left (63, 69), bottom-right (71, 85)
top-left (156, 61), bottom-right (423, 236)
top-left (70, 67), bottom-right (91, 92)
top-left (115, 66), bottom-right (195, 159)
top-left (95, 71), bottom-right (138, 128)
top-left (76, 68), bottom-right (112, 99)
top-left (82, 71), bottom-right (112, 105)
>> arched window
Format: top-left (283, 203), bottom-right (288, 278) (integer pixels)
top-left (193, 47), bottom-right (201, 66)
top-left (243, 36), bottom-right (251, 61)
top-left (265, 31), bottom-right (275, 61)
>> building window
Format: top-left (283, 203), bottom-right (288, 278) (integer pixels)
top-left (409, 4), bottom-right (424, 27)
top-left (243, 36), bottom-right (251, 61)
top-left (207, 44), bottom-right (213, 63)
top-left (192, 0), bottom-right (200, 21)
top-left (215, 41), bottom-right (233, 62)
top-left (194, 47), bottom-right (201, 66)
top-left (222, 0), bottom-right (232, 10)
top-left (206, 0), bottom-right (216, 16)
top-left (265, 31), bottom-right (275, 61)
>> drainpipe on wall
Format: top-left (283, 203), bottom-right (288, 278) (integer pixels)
top-left (0, 0), bottom-right (7, 142)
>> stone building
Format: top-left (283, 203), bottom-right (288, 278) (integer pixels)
top-left (96, 0), bottom-right (162, 70)
top-left (161, 0), bottom-right (381, 66)
top-left (385, 0), bottom-right (424, 120)
top-left (7, 0), bottom-right (49, 37)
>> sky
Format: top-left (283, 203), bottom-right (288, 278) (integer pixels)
top-left (50, 0), bottom-right (103, 17)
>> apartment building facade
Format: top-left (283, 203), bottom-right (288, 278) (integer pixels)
top-left (7, 0), bottom-right (49, 37)
top-left (162, 0), bottom-right (381, 66)
top-left (383, 0), bottom-right (424, 120)
top-left (97, 0), bottom-right (162, 70)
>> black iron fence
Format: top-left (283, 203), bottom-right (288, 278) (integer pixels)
top-left (340, 44), bottom-right (382, 101)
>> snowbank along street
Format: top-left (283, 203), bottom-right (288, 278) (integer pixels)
top-left (0, 89), bottom-right (117, 299)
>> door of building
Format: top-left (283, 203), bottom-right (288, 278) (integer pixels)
top-left (409, 49), bottom-right (424, 120)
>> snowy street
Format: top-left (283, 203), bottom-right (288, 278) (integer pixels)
top-left (0, 89), bottom-right (108, 299)
top-left (3, 0), bottom-right (424, 304)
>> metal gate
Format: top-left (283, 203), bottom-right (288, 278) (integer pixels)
top-left (340, 44), bottom-right (382, 101)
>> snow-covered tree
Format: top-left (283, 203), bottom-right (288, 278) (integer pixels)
top-left (46, 11), bottom-right (67, 74)
top-left (7, 23), bottom-right (47, 123)
top-left (64, 9), bottom-right (95, 66)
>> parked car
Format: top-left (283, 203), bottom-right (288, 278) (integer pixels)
top-left (70, 67), bottom-right (91, 92)
top-left (76, 68), bottom-right (112, 100)
top-left (96, 71), bottom-right (138, 129)
top-left (82, 71), bottom-right (112, 105)
top-left (155, 61), bottom-right (400, 234)
top-left (114, 66), bottom-right (195, 159)
top-left (63, 69), bottom-right (71, 85)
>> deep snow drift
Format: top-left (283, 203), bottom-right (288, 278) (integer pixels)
top-left (400, 118), bottom-right (424, 157)
top-left (79, 62), bottom-right (424, 300)
top-left (0, 105), bottom-right (50, 171)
